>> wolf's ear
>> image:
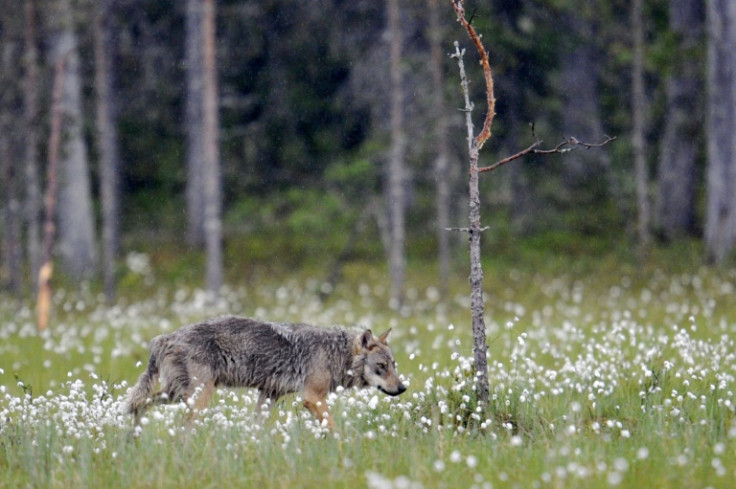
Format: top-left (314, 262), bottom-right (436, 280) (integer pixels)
top-left (378, 328), bottom-right (392, 344)
top-left (357, 329), bottom-right (374, 350)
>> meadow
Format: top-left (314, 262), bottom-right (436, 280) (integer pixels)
top-left (1, 248), bottom-right (736, 488)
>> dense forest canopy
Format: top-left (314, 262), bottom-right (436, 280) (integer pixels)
top-left (1, 0), bottom-right (733, 297)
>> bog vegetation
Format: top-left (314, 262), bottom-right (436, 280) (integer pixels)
top-left (1, 245), bottom-right (735, 489)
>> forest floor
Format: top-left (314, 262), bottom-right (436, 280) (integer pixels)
top-left (1, 239), bottom-right (735, 488)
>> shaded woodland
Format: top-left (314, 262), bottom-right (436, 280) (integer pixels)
top-left (0, 0), bottom-right (733, 304)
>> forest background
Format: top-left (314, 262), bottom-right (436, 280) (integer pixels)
top-left (0, 0), bottom-right (732, 306)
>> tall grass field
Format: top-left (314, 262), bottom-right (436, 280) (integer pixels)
top-left (2, 254), bottom-right (735, 488)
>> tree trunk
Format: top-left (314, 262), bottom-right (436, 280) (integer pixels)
top-left (38, 56), bottom-right (66, 331)
top-left (51, 0), bottom-right (98, 278)
top-left (202, 0), bottom-right (222, 294)
top-left (631, 0), bottom-right (651, 248)
top-left (429, 0), bottom-right (452, 297)
top-left (386, 0), bottom-right (407, 309)
top-left (94, 0), bottom-right (121, 302)
top-left (1, 120), bottom-right (23, 297)
top-left (655, 0), bottom-right (703, 240)
top-left (24, 0), bottom-right (42, 289)
top-left (186, 0), bottom-right (206, 248)
top-left (0, 20), bottom-right (23, 296)
top-left (454, 42), bottom-right (490, 405)
top-left (705, 0), bottom-right (736, 263)
top-left (558, 20), bottom-right (612, 191)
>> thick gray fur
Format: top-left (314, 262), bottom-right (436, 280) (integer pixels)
top-left (123, 316), bottom-right (405, 427)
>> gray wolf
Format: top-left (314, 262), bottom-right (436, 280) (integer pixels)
top-left (123, 316), bottom-right (406, 430)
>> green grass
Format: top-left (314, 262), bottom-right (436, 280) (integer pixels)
top-left (2, 244), bottom-right (736, 488)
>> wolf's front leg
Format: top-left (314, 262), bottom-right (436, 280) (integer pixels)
top-left (303, 387), bottom-right (335, 431)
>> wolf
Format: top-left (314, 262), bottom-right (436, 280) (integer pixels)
top-left (123, 316), bottom-right (406, 430)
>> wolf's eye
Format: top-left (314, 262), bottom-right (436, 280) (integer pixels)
top-left (375, 363), bottom-right (386, 375)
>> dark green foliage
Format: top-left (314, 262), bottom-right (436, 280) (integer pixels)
top-left (0, 0), bottom-right (712, 289)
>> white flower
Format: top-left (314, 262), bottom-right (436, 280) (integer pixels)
top-left (368, 395), bottom-right (379, 410)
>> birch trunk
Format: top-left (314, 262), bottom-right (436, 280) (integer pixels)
top-left (24, 0), bottom-right (42, 288)
top-left (386, 0), bottom-right (407, 308)
top-left (0, 22), bottom-right (23, 295)
top-left (94, 0), bottom-right (121, 302)
top-left (429, 0), bottom-right (452, 296)
top-left (631, 0), bottom-right (651, 248)
top-left (202, 0), bottom-right (223, 294)
top-left (655, 0), bottom-right (703, 239)
top-left (186, 0), bottom-right (206, 248)
top-left (705, 0), bottom-right (736, 263)
top-left (51, 0), bottom-right (98, 278)
top-left (37, 57), bottom-right (66, 331)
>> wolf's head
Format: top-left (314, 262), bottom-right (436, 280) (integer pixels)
top-left (353, 328), bottom-right (407, 396)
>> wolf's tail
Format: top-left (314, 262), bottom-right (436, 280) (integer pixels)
top-left (122, 337), bottom-right (162, 420)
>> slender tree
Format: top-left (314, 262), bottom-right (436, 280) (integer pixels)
top-left (185, 0), bottom-right (222, 292)
top-left (704, 0), bottom-right (736, 263)
top-left (386, 0), bottom-right (407, 308)
top-left (557, 7), bottom-right (616, 205)
top-left (38, 57), bottom-right (66, 332)
top-left (429, 0), bottom-right (453, 297)
top-left (450, 0), bottom-right (495, 404)
top-left (202, 0), bottom-right (223, 294)
top-left (0, 13), bottom-right (23, 295)
top-left (51, 0), bottom-right (98, 278)
top-left (450, 0), bottom-right (614, 403)
top-left (186, 0), bottom-right (206, 248)
top-left (24, 0), bottom-right (41, 289)
top-left (94, 0), bottom-right (121, 302)
top-left (655, 0), bottom-right (703, 240)
top-left (631, 0), bottom-right (651, 248)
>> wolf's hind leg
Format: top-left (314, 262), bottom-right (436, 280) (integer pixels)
top-left (184, 364), bottom-right (216, 416)
top-left (187, 380), bottom-right (215, 412)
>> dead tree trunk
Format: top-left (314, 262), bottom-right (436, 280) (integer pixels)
top-left (449, 0), bottom-right (613, 405)
top-left (452, 38), bottom-right (491, 404)
top-left (94, 0), bottom-right (121, 302)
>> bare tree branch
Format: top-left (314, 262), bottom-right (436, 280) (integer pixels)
top-left (478, 128), bottom-right (616, 174)
top-left (451, 0), bottom-right (495, 150)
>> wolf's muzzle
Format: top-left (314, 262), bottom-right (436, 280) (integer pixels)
top-left (379, 383), bottom-right (407, 396)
